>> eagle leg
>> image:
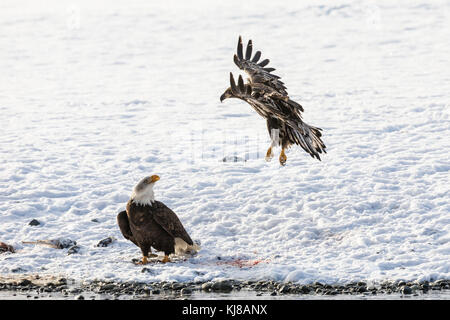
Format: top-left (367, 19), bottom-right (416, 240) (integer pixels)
top-left (161, 255), bottom-right (171, 263)
top-left (265, 146), bottom-right (274, 162)
top-left (136, 256), bottom-right (149, 265)
top-left (279, 148), bottom-right (287, 166)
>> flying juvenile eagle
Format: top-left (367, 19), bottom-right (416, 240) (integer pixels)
top-left (117, 175), bottom-right (198, 264)
top-left (220, 36), bottom-right (326, 165)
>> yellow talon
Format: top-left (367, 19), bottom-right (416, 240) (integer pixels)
top-left (279, 148), bottom-right (287, 166)
top-left (161, 255), bottom-right (170, 263)
top-left (138, 256), bottom-right (149, 265)
top-left (265, 146), bottom-right (273, 162)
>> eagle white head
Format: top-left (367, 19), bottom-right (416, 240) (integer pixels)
top-left (131, 175), bottom-right (160, 206)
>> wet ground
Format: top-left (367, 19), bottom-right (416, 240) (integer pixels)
top-left (1, 288), bottom-right (450, 300)
top-left (1, 276), bottom-right (449, 300)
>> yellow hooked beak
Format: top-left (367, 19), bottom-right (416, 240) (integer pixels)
top-left (149, 175), bottom-right (160, 183)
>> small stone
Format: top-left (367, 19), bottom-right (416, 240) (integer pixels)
top-left (278, 285), bottom-right (290, 294)
top-left (100, 284), bottom-right (115, 291)
top-left (75, 295), bottom-right (85, 300)
top-left (96, 237), bottom-right (116, 247)
top-left (151, 289), bottom-right (160, 295)
top-left (181, 288), bottom-right (192, 295)
top-left (357, 286), bottom-right (367, 293)
top-left (270, 291), bottom-right (277, 296)
top-left (299, 285), bottom-right (311, 294)
top-left (91, 219), bottom-right (99, 223)
top-left (0, 242), bottom-right (15, 253)
top-left (141, 267), bottom-right (153, 274)
top-left (222, 156), bottom-right (246, 162)
top-left (29, 219), bottom-right (40, 226)
top-left (172, 283), bottom-right (185, 290)
top-left (67, 245), bottom-right (80, 255)
top-left (201, 282), bottom-right (213, 291)
top-left (401, 286), bottom-right (412, 295)
top-left (18, 279), bottom-right (32, 286)
top-left (162, 283), bottom-right (172, 290)
top-left (313, 282), bottom-right (324, 287)
top-left (211, 280), bottom-right (233, 292)
top-left (56, 239), bottom-right (77, 249)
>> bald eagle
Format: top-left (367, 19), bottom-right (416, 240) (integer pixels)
top-left (117, 175), bottom-right (198, 264)
top-left (220, 36), bottom-right (326, 165)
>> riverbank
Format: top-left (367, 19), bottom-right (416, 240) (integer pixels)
top-left (1, 276), bottom-right (449, 300)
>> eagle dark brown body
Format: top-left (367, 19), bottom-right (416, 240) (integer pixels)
top-left (117, 175), bottom-right (196, 264)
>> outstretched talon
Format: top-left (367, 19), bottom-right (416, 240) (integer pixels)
top-left (161, 255), bottom-right (171, 263)
top-left (279, 148), bottom-right (287, 166)
top-left (265, 147), bottom-right (274, 162)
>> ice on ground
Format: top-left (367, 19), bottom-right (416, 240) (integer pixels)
top-left (0, 0), bottom-right (449, 284)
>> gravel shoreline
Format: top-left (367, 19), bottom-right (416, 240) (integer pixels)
top-left (1, 276), bottom-right (449, 299)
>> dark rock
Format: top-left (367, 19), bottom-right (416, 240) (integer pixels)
top-left (141, 267), bottom-right (154, 274)
top-left (58, 239), bottom-right (77, 249)
top-left (401, 286), bottom-right (413, 295)
top-left (162, 283), bottom-right (172, 290)
top-left (357, 286), bottom-right (367, 293)
top-left (201, 282), bottom-right (213, 291)
top-left (299, 285), bottom-right (311, 294)
top-left (100, 284), bottom-right (116, 291)
top-left (172, 283), bottom-right (185, 290)
top-left (278, 285), bottom-right (290, 294)
top-left (313, 281), bottom-right (324, 287)
top-left (222, 156), bottom-right (246, 162)
top-left (325, 290), bottom-right (338, 295)
top-left (29, 219), bottom-right (40, 226)
top-left (91, 219), bottom-right (99, 223)
top-left (18, 279), bottom-right (32, 286)
top-left (211, 280), bottom-right (233, 292)
top-left (96, 237), bottom-right (116, 247)
top-left (0, 242), bottom-right (15, 253)
top-left (75, 295), bottom-right (84, 300)
top-left (181, 288), bottom-right (192, 295)
top-left (67, 245), bottom-right (80, 255)
top-left (151, 289), bottom-right (160, 295)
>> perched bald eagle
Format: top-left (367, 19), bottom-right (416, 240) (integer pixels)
top-left (220, 36), bottom-right (326, 165)
top-left (117, 175), bottom-right (198, 264)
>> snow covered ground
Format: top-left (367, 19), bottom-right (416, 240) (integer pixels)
top-left (1, 0), bottom-right (449, 285)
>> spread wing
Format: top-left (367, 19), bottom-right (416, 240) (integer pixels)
top-left (234, 36), bottom-right (288, 95)
top-left (229, 73), bottom-right (303, 128)
top-left (152, 201), bottom-right (193, 246)
top-left (117, 210), bottom-right (138, 246)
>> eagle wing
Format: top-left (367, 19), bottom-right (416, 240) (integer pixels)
top-left (117, 210), bottom-right (138, 246)
top-left (229, 73), bottom-right (302, 129)
top-left (234, 36), bottom-right (288, 95)
top-left (151, 201), bottom-right (194, 246)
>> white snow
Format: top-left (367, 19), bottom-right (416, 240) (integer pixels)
top-left (1, 0), bottom-right (449, 285)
